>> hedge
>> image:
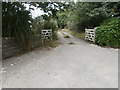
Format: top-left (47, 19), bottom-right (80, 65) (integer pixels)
top-left (95, 17), bottom-right (120, 47)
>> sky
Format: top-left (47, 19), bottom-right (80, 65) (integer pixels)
top-left (25, 4), bottom-right (45, 18)
top-left (24, 1), bottom-right (77, 18)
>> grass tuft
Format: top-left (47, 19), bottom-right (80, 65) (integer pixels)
top-left (42, 40), bottom-right (60, 48)
top-left (64, 35), bottom-right (70, 38)
top-left (68, 42), bottom-right (75, 45)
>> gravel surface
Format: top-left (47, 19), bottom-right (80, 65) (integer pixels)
top-left (2, 31), bottom-right (118, 88)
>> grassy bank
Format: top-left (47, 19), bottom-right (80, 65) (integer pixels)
top-left (42, 40), bottom-right (60, 48)
top-left (70, 31), bottom-right (85, 40)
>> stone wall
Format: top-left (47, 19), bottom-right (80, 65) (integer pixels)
top-left (2, 35), bottom-right (42, 59)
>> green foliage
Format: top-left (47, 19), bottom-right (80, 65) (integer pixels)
top-left (2, 2), bottom-right (33, 50)
top-left (42, 39), bottom-right (59, 48)
top-left (32, 16), bottom-right (58, 31)
top-left (32, 16), bottom-right (44, 34)
top-left (57, 12), bottom-right (67, 29)
top-left (3, 2), bottom-right (119, 50)
top-left (32, 16), bottom-right (58, 40)
top-left (52, 31), bottom-right (58, 40)
top-left (42, 21), bottom-right (58, 40)
top-left (42, 21), bottom-right (58, 31)
top-left (30, 2), bottom-right (70, 19)
top-left (70, 31), bottom-right (85, 40)
top-left (67, 2), bottom-right (109, 32)
top-left (56, 2), bottom-right (120, 32)
top-left (102, 2), bottom-right (120, 17)
top-left (95, 17), bottom-right (120, 47)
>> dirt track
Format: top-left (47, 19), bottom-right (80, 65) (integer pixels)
top-left (2, 31), bottom-right (118, 88)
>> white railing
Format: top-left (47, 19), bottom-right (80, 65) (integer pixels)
top-left (41, 29), bottom-right (52, 41)
top-left (85, 28), bottom-right (96, 42)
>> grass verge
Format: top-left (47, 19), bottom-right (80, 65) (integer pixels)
top-left (42, 40), bottom-right (60, 48)
top-left (70, 31), bottom-right (85, 40)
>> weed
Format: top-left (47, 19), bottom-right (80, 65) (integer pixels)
top-left (64, 35), bottom-right (70, 38)
top-left (68, 42), bottom-right (75, 45)
top-left (42, 40), bottom-right (60, 48)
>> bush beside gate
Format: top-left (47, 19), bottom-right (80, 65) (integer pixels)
top-left (85, 17), bottom-right (120, 48)
top-left (95, 18), bottom-right (120, 47)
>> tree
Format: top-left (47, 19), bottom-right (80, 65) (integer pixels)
top-left (32, 16), bottom-right (44, 34)
top-left (55, 2), bottom-right (120, 32)
top-left (102, 2), bottom-right (120, 17)
top-left (57, 12), bottom-right (68, 29)
top-left (2, 2), bottom-right (33, 50)
top-left (66, 2), bottom-right (109, 32)
top-left (29, 2), bottom-right (70, 19)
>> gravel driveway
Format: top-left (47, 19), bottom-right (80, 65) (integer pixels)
top-left (2, 31), bottom-right (118, 88)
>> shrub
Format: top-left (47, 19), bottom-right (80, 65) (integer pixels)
top-left (32, 16), bottom-right (44, 34)
top-left (42, 21), bottom-right (58, 31)
top-left (32, 18), bottom-right (58, 40)
top-left (42, 21), bottom-right (58, 40)
top-left (43, 40), bottom-right (57, 47)
top-left (95, 17), bottom-right (120, 47)
top-left (2, 2), bottom-right (33, 50)
top-left (52, 31), bottom-right (58, 40)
